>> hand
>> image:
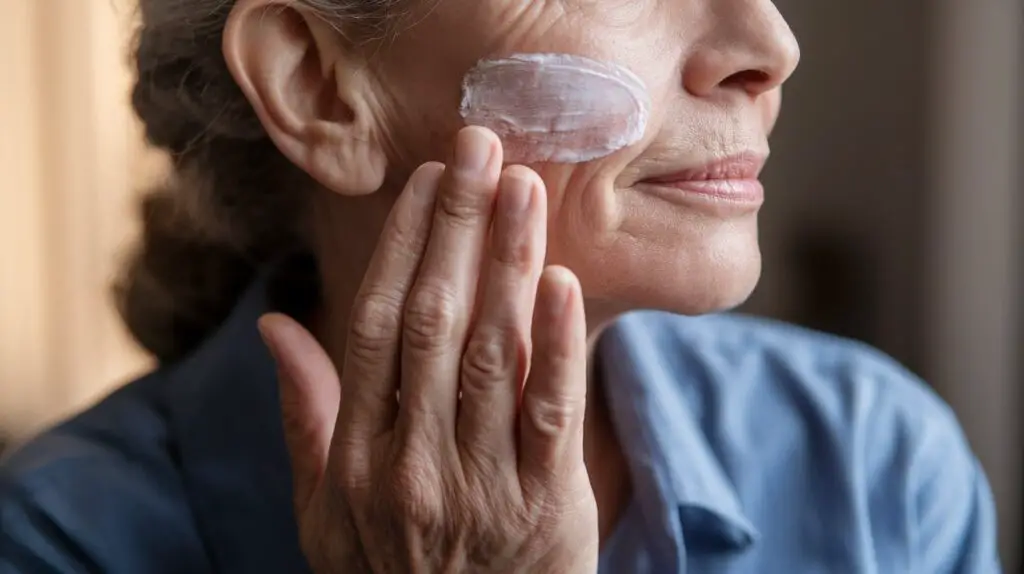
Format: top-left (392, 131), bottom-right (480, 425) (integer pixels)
top-left (259, 126), bottom-right (598, 573)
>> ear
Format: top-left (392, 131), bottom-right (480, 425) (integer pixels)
top-left (223, 0), bottom-right (387, 195)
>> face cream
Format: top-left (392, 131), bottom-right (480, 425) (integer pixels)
top-left (459, 53), bottom-right (650, 164)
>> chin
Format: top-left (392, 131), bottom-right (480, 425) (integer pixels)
top-left (549, 188), bottom-right (765, 321)
top-left (565, 235), bottom-right (764, 321)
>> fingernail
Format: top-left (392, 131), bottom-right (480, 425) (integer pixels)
top-left (546, 267), bottom-right (574, 319)
top-left (500, 173), bottom-right (533, 216)
top-left (456, 127), bottom-right (493, 172)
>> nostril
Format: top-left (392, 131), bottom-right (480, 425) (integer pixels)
top-left (722, 69), bottom-right (771, 90)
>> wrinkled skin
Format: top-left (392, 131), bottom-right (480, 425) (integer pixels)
top-left (262, 129), bottom-right (598, 573)
top-left (227, 0), bottom-right (799, 570)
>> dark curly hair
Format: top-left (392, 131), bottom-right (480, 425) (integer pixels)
top-left (116, 0), bottom-right (404, 363)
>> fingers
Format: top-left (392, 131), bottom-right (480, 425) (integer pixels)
top-left (259, 312), bottom-right (340, 513)
top-left (456, 166), bottom-right (546, 468)
top-left (339, 163), bottom-right (445, 444)
top-left (517, 267), bottom-right (589, 489)
top-left (398, 127), bottom-right (503, 443)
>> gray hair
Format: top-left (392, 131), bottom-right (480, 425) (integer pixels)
top-left (117, 0), bottom-right (403, 362)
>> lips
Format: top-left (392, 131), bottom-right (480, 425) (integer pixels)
top-left (638, 153), bottom-right (767, 203)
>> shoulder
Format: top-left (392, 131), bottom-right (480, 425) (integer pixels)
top-left (0, 373), bottom-right (210, 573)
top-left (612, 311), bottom-right (1000, 572)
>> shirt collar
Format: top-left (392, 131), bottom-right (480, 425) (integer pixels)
top-left (163, 271), bottom-right (311, 574)
top-left (598, 311), bottom-right (759, 564)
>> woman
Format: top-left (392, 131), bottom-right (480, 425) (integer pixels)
top-left (0, 0), bottom-right (999, 572)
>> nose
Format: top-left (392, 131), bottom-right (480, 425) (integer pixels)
top-left (682, 0), bottom-right (800, 99)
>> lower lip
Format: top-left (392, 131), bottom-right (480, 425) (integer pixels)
top-left (637, 179), bottom-right (764, 206)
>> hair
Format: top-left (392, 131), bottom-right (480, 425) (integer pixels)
top-left (117, 0), bottom-right (404, 363)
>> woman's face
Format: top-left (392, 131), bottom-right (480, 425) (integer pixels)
top-left (361, 0), bottom-right (799, 317)
top-left (308, 0), bottom-right (797, 319)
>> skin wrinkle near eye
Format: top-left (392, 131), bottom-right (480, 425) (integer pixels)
top-left (459, 53), bottom-right (652, 164)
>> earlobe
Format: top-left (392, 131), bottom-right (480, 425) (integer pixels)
top-left (222, 0), bottom-right (388, 196)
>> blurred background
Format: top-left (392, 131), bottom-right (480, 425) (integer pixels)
top-left (0, 0), bottom-right (1020, 569)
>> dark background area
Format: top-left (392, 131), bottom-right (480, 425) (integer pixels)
top-left (738, 0), bottom-right (1021, 568)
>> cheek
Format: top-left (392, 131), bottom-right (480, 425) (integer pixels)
top-left (763, 89), bottom-right (783, 134)
top-left (460, 54), bottom-right (650, 164)
top-left (533, 163), bottom-right (624, 262)
top-left (565, 209), bottom-right (763, 315)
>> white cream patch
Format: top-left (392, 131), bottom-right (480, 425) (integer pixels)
top-left (459, 53), bottom-right (650, 164)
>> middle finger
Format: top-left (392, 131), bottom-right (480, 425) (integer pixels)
top-left (398, 126), bottom-right (503, 445)
top-left (456, 165), bottom-right (547, 470)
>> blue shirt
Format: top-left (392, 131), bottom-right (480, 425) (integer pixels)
top-left (0, 276), bottom-right (1000, 573)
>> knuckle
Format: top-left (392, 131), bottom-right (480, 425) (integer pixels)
top-left (437, 177), bottom-right (492, 226)
top-left (334, 442), bottom-right (374, 496)
top-left (389, 454), bottom-right (443, 527)
top-left (348, 291), bottom-right (404, 360)
top-left (522, 392), bottom-right (582, 438)
top-left (403, 282), bottom-right (461, 351)
top-left (540, 341), bottom-right (574, 368)
top-left (388, 211), bottom-right (428, 253)
top-left (460, 327), bottom-right (521, 392)
top-left (492, 237), bottom-right (533, 269)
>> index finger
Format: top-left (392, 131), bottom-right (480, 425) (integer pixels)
top-left (336, 162), bottom-right (445, 445)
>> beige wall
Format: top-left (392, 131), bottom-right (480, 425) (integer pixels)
top-left (1, 0), bottom-right (49, 436)
top-left (0, 0), bottom-right (157, 438)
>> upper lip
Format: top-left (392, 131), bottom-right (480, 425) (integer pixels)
top-left (640, 152), bottom-right (767, 184)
